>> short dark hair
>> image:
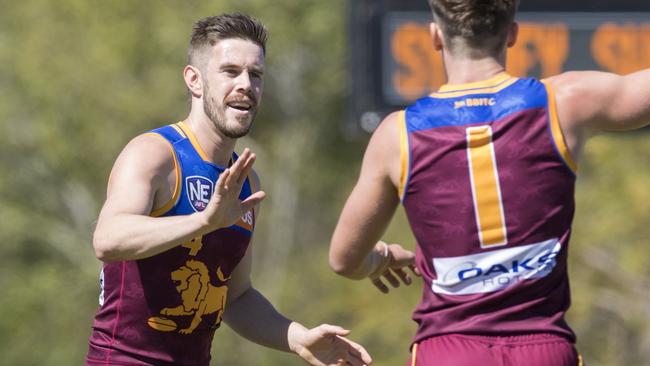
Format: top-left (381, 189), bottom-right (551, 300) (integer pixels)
top-left (187, 13), bottom-right (268, 68)
top-left (428, 0), bottom-right (518, 53)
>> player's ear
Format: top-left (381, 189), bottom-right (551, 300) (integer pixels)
top-left (184, 65), bottom-right (203, 98)
top-left (506, 22), bottom-right (519, 48)
top-left (430, 22), bottom-right (444, 51)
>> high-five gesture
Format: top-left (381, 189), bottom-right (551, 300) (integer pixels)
top-left (289, 323), bottom-right (372, 366)
top-left (368, 242), bottom-right (420, 294)
top-left (199, 148), bottom-right (266, 230)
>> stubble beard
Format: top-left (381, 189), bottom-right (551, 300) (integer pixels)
top-left (203, 80), bottom-right (255, 139)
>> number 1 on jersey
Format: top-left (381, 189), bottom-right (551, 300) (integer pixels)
top-left (466, 126), bottom-right (508, 248)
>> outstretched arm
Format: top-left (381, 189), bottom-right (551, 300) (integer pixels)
top-left (92, 135), bottom-right (265, 261)
top-left (223, 177), bottom-right (372, 366)
top-left (329, 112), bottom-right (418, 292)
top-left (546, 69), bottom-right (650, 160)
top-left (224, 267), bottom-right (371, 365)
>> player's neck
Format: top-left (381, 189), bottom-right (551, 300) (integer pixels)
top-left (443, 53), bottom-right (507, 86)
top-left (183, 110), bottom-right (237, 167)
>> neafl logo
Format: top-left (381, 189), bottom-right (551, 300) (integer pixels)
top-left (186, 176), bottom-right (214, 212)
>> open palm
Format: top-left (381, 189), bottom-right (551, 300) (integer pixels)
top-left (201, 148), bottom-right (265, 229)
top-left (295, 324), bottom-right (372, 366)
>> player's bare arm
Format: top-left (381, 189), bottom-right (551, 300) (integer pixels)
top-left (329, 112), bottom-right (418, 292)
top-left (547, 68), bottom-right (650, 160)
top-left (93, 135), bottom-right (265, 262)
top-left (223, 248), bottom-right (370, 366)
top-left (223, 176), bottom-right (372, 366)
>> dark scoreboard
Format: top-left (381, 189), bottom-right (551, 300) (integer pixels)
top-left (347, 0), bottom-right (650, 133)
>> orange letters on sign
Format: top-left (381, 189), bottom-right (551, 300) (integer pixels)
top-left (390, 22), bottom-right (570, 102)
top-left (391, 23), bottom-right (445, 100)
top-left (387, 18), bottom-right (650, 104)
top-left (507, 23), bottom-right (569, 78)
top-left (592, 23), bottom-right (650, 74)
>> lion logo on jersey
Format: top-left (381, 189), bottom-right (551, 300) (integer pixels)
top-left (155, 260), bottom-right (230, 335)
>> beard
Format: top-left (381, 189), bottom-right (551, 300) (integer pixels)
top-left (203, 80), bottom-right (256, 139)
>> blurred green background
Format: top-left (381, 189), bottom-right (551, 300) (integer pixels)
top-left (1, 1), bottom-right (649, 365)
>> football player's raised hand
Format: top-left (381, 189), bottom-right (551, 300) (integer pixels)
top-left (200, 148), bottom-right (265, 230)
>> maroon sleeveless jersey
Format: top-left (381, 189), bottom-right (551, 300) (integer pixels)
top-left (398, 73), bottom-right (578, 344)
top-left (86, 122), bottom-right (256, 366)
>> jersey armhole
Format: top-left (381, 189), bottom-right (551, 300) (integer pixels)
top-left (542, 81), bottom-right (578, 174)
top-left (398, 109), bottom-right (411, 202)
top-left (144, 132), bottom-right (182, 217)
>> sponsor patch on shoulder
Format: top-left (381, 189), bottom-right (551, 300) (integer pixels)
top-left (431, 238), bottom-right (561, 295)
top-left (186, 176), bottom-right (213, 212)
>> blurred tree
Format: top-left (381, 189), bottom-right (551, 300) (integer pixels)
top-left (570, 133), bottom-right (650, 366)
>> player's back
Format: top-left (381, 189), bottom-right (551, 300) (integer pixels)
top-left (398, 73), bottom-right (577, 343)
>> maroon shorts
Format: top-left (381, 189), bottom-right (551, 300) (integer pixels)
top-left (407, 334), bottom-right (583, 366)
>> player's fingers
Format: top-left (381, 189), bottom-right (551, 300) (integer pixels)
top-left (223, 165), bottom-right (239, 191)
top-left (227, 148), bottom-right (250, 184)
top-left (393, 267), bottom-right (412, 285)
top-left (236, 152), bottom-right (256, 185)
top-left (317, 324), bottom-right (350, 337)
top-left (230, 148), bottom-right (253, 184)
top-left (241, 191), bottom-right (266, 212)
top-left (382, 271), bottom-right (400, 288)
top-left (236, 148), bottom-right (251, 167)
top-left (228, 148), bottom-right (248, 172)
top-left (371, 277), bottom-right (389, 293)
top-left (389, 246), bottom-right (415, 265)
top-left (332, 342), bottom-right (365, 366)
top-left (342, 338), bottom-right (372, 365)
top-left (409, 264), bottom-right (422, 276)
top-left (393, 257), bottom-right (415, 268)
top-left (215, 168), bottom-right (231, 194)
top-left (341, 352), bottom-right (365, 366)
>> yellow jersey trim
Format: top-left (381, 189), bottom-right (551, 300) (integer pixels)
top-left (398, 110), bottom-right (409, 200)
top-left (542, 81), bottom-right (577, 173)
top-left (145, 132), bottom-right (182, 217)
top-left (170, 123), bottom-right (187, 138)
top-left (177, 121), bottom-right (211, 162)
top-left (431, 76), bottom-right (518, 99)
top-left (438, 72), bottom-right (510, 92)
top-left (410, 343), bottom-right (418, 366)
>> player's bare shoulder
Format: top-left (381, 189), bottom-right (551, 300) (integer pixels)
top-left (363, 111), bottom-right (403, 188)
top-left (374, 110), bottom-right (401, 138)
top-left (546, 71), bottom-right (621, 129)
top-left (106, 131), bottom-right (178, 205)
top-left (125, 132), bottom-right (176, 170)
top-left (367, 111), bottom-right (401, 160)
top-left (542, 71), bottom-right (612, 160)
top-left (113, 133), bottom-right (175, 178)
